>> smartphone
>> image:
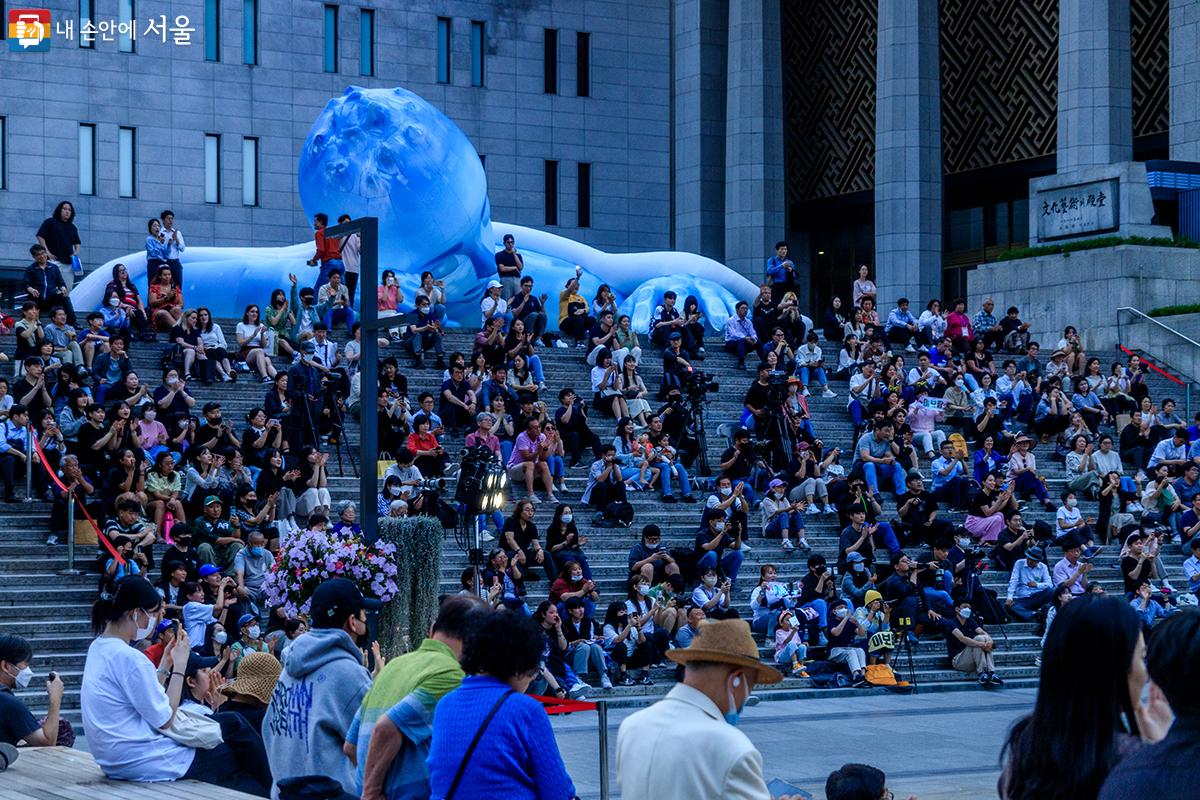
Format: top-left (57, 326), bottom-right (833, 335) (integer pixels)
top-left (766, 778), bottom-right (810, 798)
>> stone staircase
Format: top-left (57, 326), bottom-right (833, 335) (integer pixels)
top-left (3, 320), bottom-right (1184, 721)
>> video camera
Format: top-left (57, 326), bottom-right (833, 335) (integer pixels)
top-left (417, 477), bottom-right (447, 492)
top-left (765, 369), bottom-right (790, 405)
top-left (683, 369), bottom-right (719, 400)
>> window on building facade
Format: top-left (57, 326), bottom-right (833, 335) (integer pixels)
top-left (79, 0), bottom-right (95, 48)
top-left (545, 160), bottom-right (559, 226)
top-left (543, 29), bottom-right (558, 94)
top-left (360, 9), bottom-right (373, 76)
top-left (470, 20), bottom-right (485, 86)
top-left (204, 0), bottom-right (220, 61)
top-left (242, 137), bottom-right (259, 206)
top-left (436, 17), bottom-right (451, 83)
top-left (576, 32), bottom-right (590, 97)
top-left (204, 134), bottom-right (221, 204)
top-left (118, 126), bottom-right (136, 198)
top-left (577, 162), bottom-right (591, 228)
top-left (244, 0), bottom-right (257, 65)
top-left (118, 0), bottom-right (135, 52)
top-left (324, 5), bottom-right (339, 72)
top-left (78, 124), bottom-right (96, 196)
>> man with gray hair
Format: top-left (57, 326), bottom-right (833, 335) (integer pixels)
top-left (49, 453), bottom-right (95, 546)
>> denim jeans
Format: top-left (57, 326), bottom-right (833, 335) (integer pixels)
top-left (696, 548), bottom-right (744, 582)
top-left (527, 354), bottom-right (546, 383)
top-left (800, 597), bottom-right (828, 628)
top-left (661, 462), bottom-right (692, 496)
top-left (569, 640), bottom-right (608, 681)
top-left (764, 510), bottom-right (806, 538)
top-left (323, 305), bottom-right (358, 332)
top-left (798, 366), bottom-right (828, 388)
top-left (862, 461), bottom-right (906, 495)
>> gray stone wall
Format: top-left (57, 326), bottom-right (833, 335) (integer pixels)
top-left (1171, 0), bottom-right (1200, 161)
top-left (1057, 0), bottom-right (1132, 170)
top-left (968, 245), bottom-right (1200, 361)
top-left (0, 0), bottom-right (671, 270)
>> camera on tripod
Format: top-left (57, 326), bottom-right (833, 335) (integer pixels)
top-left (765, 370), bottom-right (790, 404)
top-left (417, 477), bottom-right (447, 492)
top-left (684, 369), bottom-right (719, 400)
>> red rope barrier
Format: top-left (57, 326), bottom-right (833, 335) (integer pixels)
top-left (31, 433), bottom-right (125, 566)
top-left (1117, 345), bottom-right (1186, 386)
top-left (531, 695), bottom-right (599, 715)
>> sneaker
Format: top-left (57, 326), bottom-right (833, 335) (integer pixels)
top-left (782, 538), bottom-right (795, 550)
top-left (528, 494), bottom-right (541, 504)
top-left (554, 340), bottom-right (570, 349)
top-left (261, 375), bottom-right (273, 383)
top-left (0, 741), bottom-right (19, 772)
top-left (822, 504), bottom-right (837, 515)
top-left (905, 344), bottom-right (917, 353)
top-left (576, 341), bottom-right (587, 349)
top-left (988, 672), bottom-right (1004, 686)
top-left (662, 495), bottom-right (677, 504)
top-left (481, 531), bottom-right (495, 543)
top-left (791, 665), bottom-right (809, 678)
top-left (817, 633), bottom-right (829, 647)
top-left (797, 538), bottom-right (812, 553)
top-left (637, 671), bottom-right (654, 686)
top-left (978, 673), bottom-right (991, 686)
top-left (45, 533), bottom-right (59, 546)
top-left (741, 542), bottom-right (753, 554)
top-left (545, 494), bottom-right (560, 504)
top-left (801, 388), bottom-right (811, 397)
top-left (568, 682), bottom-right (590, 699)
top-left (600, 675), bottom-right (613, 690)
top-left (617, 673), bottom-right (635, 686)
top-left (821, 388), bottom-right (837, 398)
top-left (1162, 580), bottom-right (1176, 593)
top-left (852, 671), bottom-right (868, 687)
top-left (680, 494), bottom-right (697, 503)
top-left (556, 480), bottom-right (567, 492)
top-left (697, 347), bottom-right (706, 356)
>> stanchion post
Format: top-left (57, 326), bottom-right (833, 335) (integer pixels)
top-left (23, 423), bottom-right (34, 503)
top-left (597, 700), bottom-right (610, 800)
top-left (60, 486), bottom-right (81, 576)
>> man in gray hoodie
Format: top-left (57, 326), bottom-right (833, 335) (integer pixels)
top-left (264, 578), bottom-right (376, 798)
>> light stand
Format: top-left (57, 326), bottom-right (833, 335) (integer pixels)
top-left (455, 446), bottom-right (508, 598)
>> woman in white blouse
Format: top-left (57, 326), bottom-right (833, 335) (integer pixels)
top-left (235, 304), bottom-right (278, 383)
top-left (196, 307), bottom-right (235, 383)
top-left (852, 264), bottom-right (877, 308)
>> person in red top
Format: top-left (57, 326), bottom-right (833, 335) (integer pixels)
top-left (305, 213), bottom-right (345, 294)
top-left (405, 414), bottom-right (446, 477)
top-left (142, 619), bottom-right (178, 666)
top-left (945, 298), bottom-right (974, 353)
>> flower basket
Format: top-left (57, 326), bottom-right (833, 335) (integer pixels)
top-left (263, 527), bottom-right (399, 618)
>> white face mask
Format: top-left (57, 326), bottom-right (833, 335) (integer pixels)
top-left (713, 521), bottom-right (726, 533)
top-left (852, 562), bottom-right (865, 573)
top-left (143, 410), bottom-right (156, 422)
top-left (109, 296), bottom-right (121, 308)
top-left (246, 626), bottom-right (261, 640)
top-left (561, 514), bottom-right (573, 523)
top-left (719, 486), bottom-right (732, 497)
top-left (1065, 498), bottom-right (1077, 509)
top-left (133, 609), bottom-right (157, 642)
top-left (6, 664), bottom-right (33, 689)
top-left (835, 607), bottom-right (849, 618)
top-left (957, 537), bottom-right (971, 549)
top-left (702, 575), bottom-right (718, 587)
top-left (166, 376), bottom-right (179, 386)
top-left (637, 584), bottom-right (650, 596)
top-left (958, 608), bottom-right (972, 619)
top-left (388, 486), bottom-right (402, 497)
top-left (213, 630), bottom-right (228, 645)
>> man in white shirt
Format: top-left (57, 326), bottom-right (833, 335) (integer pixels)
top-left (617, 620), bottom-right (799, 800)
top-left (160, 210), bottom-right (186, 287)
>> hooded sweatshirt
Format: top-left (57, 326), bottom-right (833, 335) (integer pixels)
top-left (263, 627), bottom-right (372, 798)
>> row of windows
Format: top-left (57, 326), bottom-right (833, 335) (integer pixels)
top-left (75, 125), bottom-right (259, 205)
top-left (322, 4), bottom-right (374, 76)
top-left (203, 0), bottom-right (259, 66)
top-left (545, 160), bottom-right (591, 228)
top-left (435, 17), bottom-right (486, 86)
top-left (543, 29), bottom-right (590, 96)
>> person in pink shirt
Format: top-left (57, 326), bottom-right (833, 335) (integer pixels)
top-left (136, 404), bottom-right (169, 461)
top-left (506, 416), bottom-right (557, 503)
top-left (945, 298), bottom-right (974, 353)
top-left (908, 386), bottom-right (947, 460)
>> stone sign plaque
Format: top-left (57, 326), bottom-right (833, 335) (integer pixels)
top-left (1036, 179), bottom-right (1119, 241)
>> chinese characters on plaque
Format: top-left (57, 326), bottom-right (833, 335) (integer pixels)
top-left (1036, 179), bottom-right (1119, 241)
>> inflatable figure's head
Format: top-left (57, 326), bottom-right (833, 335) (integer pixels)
top-left (298, 86), bottom-right (494, 296)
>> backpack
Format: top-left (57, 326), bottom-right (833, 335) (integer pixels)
top-left (864, 662), bottom-right (909, 688)
top-left (806, 660), bottom-right (851, 689)
top-left (603, 500), bottom-right (634, 528)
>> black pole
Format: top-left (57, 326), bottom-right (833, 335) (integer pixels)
top-left (325, 216), bottom-right (379, 543)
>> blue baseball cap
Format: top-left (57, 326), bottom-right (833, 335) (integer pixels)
top-left (198, 564), bottom-right (221, 578)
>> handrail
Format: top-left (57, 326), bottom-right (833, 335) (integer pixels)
top-left (1116, 306), bottom-right (1200, 352)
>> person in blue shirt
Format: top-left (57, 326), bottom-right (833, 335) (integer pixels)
top-left (884, 298), bottom-right (919, 351)
top-left (1129, 581), bottom-right (1169, 630)
top-left (930, 440), bottom-right (971, 510)
top-left (427, 612), bottom-right (576, 800)
top-left (765, 241), bottom-right (797, 299)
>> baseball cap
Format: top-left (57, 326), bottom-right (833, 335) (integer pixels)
top-left (300, 339), bottom-right (317, 354)
top-left (797, 441), bottom-right (810, 450)
top-left (845, 551), bottom-right (866, 563)
top-left (237, 613), bottom-right (257, 629)
top-left (486, 279), bottom-right (502, 289)
top-left (309, 578), bottom-right (381, 628)
top-left (668, 331), bottom-right (682, 340)
top-left (185, 652), bottom-right (218, 679)
top-left (203, 495), bottom-right (222, 507)
top-left (768, 478), bottom-right (785, 489)
top-left (198, 564), bottom-right (221, 578)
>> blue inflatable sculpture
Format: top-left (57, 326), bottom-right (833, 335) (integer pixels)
top-left (74, 86), bottom-right (757, 330)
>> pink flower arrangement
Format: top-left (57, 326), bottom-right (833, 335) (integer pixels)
top-left (263, 527), bottom-right (399, 618)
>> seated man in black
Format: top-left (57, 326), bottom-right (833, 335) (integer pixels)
top-left (659, 331), bottom-right (692, 399)
top-left (554, 388), bottom-right (601, 468)
top-left (988, 511), bottom-right (1035, 573)
top-left (881, 552), bottom-right (942, 630)
top-left (194, 401), bottom-right (240, 458)
top-left (895, 471), bottom-right (954, 547)
top-left (743, 363), bottom-right (775, 438)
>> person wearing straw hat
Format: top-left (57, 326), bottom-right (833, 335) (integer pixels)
top-left (1006, 432), bottom-right (1056, 512)
top-left (616, 619), bottom-right (803, 800)
top-left (219, 650), bottom-right (281, 736)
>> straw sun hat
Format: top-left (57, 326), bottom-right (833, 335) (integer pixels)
top-left (220, 651), bottom-right (282, 705)
top-left (666, 619), bottom-right (783, 684)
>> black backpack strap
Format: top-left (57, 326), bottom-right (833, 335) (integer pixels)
top-left (443, 689), bottom-right (515, 800)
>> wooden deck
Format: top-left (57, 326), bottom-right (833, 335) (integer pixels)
top-left (0, 747), bottom-right (259, 799)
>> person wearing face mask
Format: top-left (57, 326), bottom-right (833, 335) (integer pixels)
top-left (691, 567), bottom-right (739, 621)
top-left (264, 577), bottom-right (379, 797)
top-left (827, 598), bottom-right (869, 686)
top-left (617, 619), bottom-right (801, 800)
top-left (839, 551), bottom-right (878, 608)
top-left (941, 600), bottom-right (1002, 686)
top-left (82, 576), bottom-right (268, 791)
top-left (694, 509), bottom-right (746, 583)
top-left (0, 633), bottom-right (66, 751)
top-left (230, 613), bottom-right (270, 670)
top-left (761, 478), bottom-right (810, 552)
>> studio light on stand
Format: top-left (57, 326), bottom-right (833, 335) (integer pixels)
top-left (455, 445), bottom-right (508, 598)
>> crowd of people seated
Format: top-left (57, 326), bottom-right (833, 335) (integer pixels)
top-left (3, 210), bottom-right (1200, 798)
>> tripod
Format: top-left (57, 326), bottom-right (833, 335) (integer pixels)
top-left (892, 612), bottom-right (920, 694)
top-left (686, 397), bottom-right (711, 476)
top-left (758, 409), bottom-right (794, 472)
top-left (323, 391), bottom-right (358, 478)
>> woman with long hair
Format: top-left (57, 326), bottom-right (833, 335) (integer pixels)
top-left (82, 576), bottom-right (268, 792)
top-left (263, 288), bottom-right (296, 359)
top-left (148, 264), bottom-right (183, 332)
top-left (103, 262), bottom-right (151, 340)
top-left (196, 307), bottom-right (236, 383)
top-left (1000, 595), bottom-right (1172, 799)
top-left (235, 304), bottom-right (277, 383)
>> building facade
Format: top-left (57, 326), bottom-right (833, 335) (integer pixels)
top-left (0, 0), bottom-right (674, 271)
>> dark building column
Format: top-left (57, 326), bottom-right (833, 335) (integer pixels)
top-left (673, 0), bottom-right (728, 262)
top-left (1057, 0), bottom-right (1133, 169)
top-left (723, 0), bottom-right (786, 282)
top-left (874, 0), bottom-right (942, 310)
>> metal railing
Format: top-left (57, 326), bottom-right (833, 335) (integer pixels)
top-left (1115, 306), bottom-right (1200, 418)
